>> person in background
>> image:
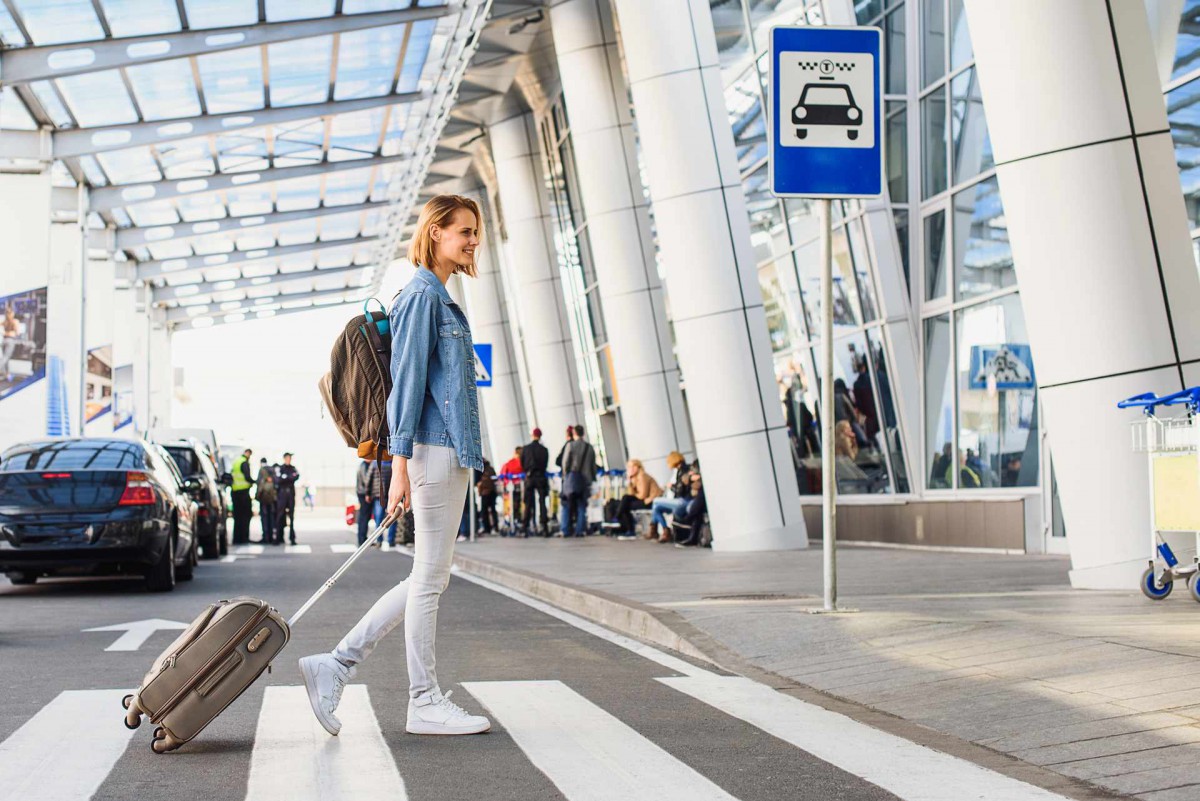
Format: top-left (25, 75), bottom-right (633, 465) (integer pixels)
top-left (276, 452), bottom-right (300, 544)
top-left (0, 305), bottom-right (20, 381)
top-left (229, 448), bottom-right (255, 545)
top-left (674, 467), bottom-right (708, 548)
top-left (834, 420), bottom-right (858, 461)
top-left (303, 484), bottom-right (316, 510)
top-left (558, 424), bottom-right (596, 537)
top-left (256, 457), bottom-right (278, 545)
top-left (476, 458), bottom-right (498, 535)
top-left (368, 459), bottom-right (399, 548)
top-left (614, 459), bottom-right (661, 540)
top-left (500, 446), bottom-right (523, 534)
top-left (355, 458), bottom-right (375, 547)
top-left (554, 425), bottom-right (575, 472)
top-left (520, 428), bottom-right (550, 537)
top-left (649, 451), bottom-right (691, 543)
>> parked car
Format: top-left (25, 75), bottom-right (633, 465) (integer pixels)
top-left (0, 437), bottom-right (199, 591)
top-left (160, 439), bottom-right (230, 560)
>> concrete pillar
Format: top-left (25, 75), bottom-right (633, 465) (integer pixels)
top-left (610, 0), bottom-right (806, 551)
top-left (965, 0), bottom-right (1200, 587)
top-left (549, 0), bottom-right (693, 480)
top-left (460, 202), bottom-right (530, 465)
top-left (489, 112), bottom-right (587, 459)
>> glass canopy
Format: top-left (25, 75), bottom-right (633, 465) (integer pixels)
top-left (0, 0), bottom-right (492, 328)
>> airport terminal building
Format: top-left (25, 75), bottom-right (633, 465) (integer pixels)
top-left (0, 0), bottom-right (1197, 587)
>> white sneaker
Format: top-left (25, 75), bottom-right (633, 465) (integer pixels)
top-left (406, 690), bottom-right (490, 735)
top-left (299, 653), bottom-right (355, 736)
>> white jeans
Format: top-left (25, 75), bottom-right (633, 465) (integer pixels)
top-left (333, 444), bottom-right (469, 700)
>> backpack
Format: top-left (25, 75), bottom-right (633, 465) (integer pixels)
top-left (318, 299), bottom-right (393, 462)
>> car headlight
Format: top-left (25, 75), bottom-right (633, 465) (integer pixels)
top-left (847, 107), bottom-right (860, 120)
top-left (794, 106), bottom-right (807, 119)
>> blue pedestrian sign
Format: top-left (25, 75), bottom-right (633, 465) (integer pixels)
top-left (474, 343), bottom-right (492, 387)
top-left (769, 26), bottom-right (883, 198)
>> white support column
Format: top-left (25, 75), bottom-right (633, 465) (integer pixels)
top-left (462, 207), bottom-right (531, 465)
top-left (610, 0), bottom-right (806, 551)
top-left (489, 112), bottom-right (587, 459)
top-left (549, 0), bottom-right (694, 481)
top-left (966, 0), bottom-right (1200, 587)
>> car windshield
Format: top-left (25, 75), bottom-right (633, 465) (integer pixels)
top-left (164, 446), bottom-right (199, 477)
top-left (0, 440), bottom-right (144, 471)
top-left (802, 85), bottom-right (852, 106)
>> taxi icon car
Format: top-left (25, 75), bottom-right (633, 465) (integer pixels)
top-left (791, 82), bottom-right (862, 140)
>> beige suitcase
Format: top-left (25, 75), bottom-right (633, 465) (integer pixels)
top-left (123, 510), bottom-right (398, 753)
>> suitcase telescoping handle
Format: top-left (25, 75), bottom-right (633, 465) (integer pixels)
top-left (287, 506), bottom-right (404, 627)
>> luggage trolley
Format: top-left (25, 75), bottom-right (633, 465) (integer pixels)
top-left (1118, 387), bottom-right (1200, 601)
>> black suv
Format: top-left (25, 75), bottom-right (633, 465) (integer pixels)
top-left (161, 440), bottom-right (230, 559)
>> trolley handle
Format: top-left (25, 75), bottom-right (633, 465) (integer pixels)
top-left (1118, 387), bottom-right (1200, 415)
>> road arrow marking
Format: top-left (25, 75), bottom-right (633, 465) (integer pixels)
top-left (82, 618), bottom-right (188, 652)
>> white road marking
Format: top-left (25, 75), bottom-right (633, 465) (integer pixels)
top-left (0, 690), bottom-right (135, 801)
top-left (245, 685), bottom-right (406, 801)
top-left (659, 675), bottom-right (1070, 801)
top-left (463, 680), bottom-right (736, 801)
top-left (233, 544), bottom-right (264, 555)
top-left (82, 618), bottom-right (188, 651)
top-left (284, 544), bottom-right (312, 554)
top-left (330, 544), bottom-right (357, 554)
top-left (220, 555), bottom-right (239, 563)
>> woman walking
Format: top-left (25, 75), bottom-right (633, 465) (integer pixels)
top-left (299, 195), bottom-right (490, 737)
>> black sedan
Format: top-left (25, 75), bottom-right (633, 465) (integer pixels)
top-left (0, 438), bottom-right (199, 591)
top-left (791, 82), bottom-right (862, 140)
top-left (161, 439), bottom-right (229, 559)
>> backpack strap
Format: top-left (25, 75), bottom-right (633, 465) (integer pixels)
top-left (360, 311), bottom-right (393, 397)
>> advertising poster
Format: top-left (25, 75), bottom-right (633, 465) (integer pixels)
top-left (85, 344), bottom-right (113, 423)
top-left (0, 286), bottom-right (48, 402)
top-left (113, 364), bottom-right (133, 431)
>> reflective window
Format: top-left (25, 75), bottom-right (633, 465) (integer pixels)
top-left (884, 5), bottom-right (907, 95)
top-left (854, 0), bottom-right (887, 24)
top-left (886, 101), bottom-right (908, 202)
top-left (100, 0), bottom-right (181, 37)
top-left (785, 197), bottom-right (819, 246)
top-left (923, 209), bottom-right (947, 300)
top-left (182, 0), bottom-right (258, 28)
top-left (956, 295), bottom-right (1038, 488)
top-left (712, 1), bottom-right (754, 82)
top-left (749, 0), bottom-right (821, 54)
top-left (867, 327), bottom-right (909, 492)
top-left (954, 177), bottom-right (1013, 300)
top-left (335, 25), bottom-right (408, 99)
top-left (746, 167), bottom-right (789, 264)
top-left (921, 0), bottom-right (945, 87)
top-left (827, 334), bottom-right (891, 494)
top-left (127, 60), bottom-right (202, 121)
top-left (846, 220), bottom-right (880, 322)
top-left (197, 47), bottom-right (265, 113)
top-left (924, 314), bottom-right (953, 488)
top-left (921, 85), bottom-right (947, 198)
top-left (12, 0), bottom-right (103, 44)
top-left (796, 229), bottom-right (861, 333)
top-left (894, 208), bottom-right (911, 290)
top-left (777, 349), bottom-right (820, 494)
top-left (1172, 0), bottom-right (1200, 82)
top-left (950, 67), bottom-right (993, 183)
top-left (57, 70), bottom-right (139, 127)
top-left (398, 19), bottom-right (436, 93)
top-left (0, 87), bottom-right (36, 130)
top-left (762, 256), bottom-right (806, 350)
top-left (1168, 78), bottom-right (1200, 230)
top-left (269, 38), bottom-right (334, 107)
top-left (949, 0), bottom-right (972, 70)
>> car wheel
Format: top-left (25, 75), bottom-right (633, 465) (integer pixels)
top-left (7, 571), bottom-right (37, 586)
top-left (218, 520), bottom-right (229, 557)
top-left (796, 128), bottom-right (808, 139)
top-left (145, 534), bottom-right (176, 593)
top-left (848, 129), bottom-right (859, 141)
top-left (201, 518), bottom-right (220, 560)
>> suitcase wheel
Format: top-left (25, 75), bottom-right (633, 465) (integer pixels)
top-left (122, 695), bottom-right (143, 729)
top-left (121, 694), bottom-right (134, 710)
top-left (150, 727), bottom-right (182, 754)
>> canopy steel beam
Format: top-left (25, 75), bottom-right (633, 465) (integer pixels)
top-left (116, 199), bottom-right (388, 249)
top-left (166, 284), bottom-right (367, 322)
top-left (54, 92), bottom-right (424, 159)
top-left (152, 261), bottom-right (370, 302)
top-left (137, 235), bottom-right (379, 280)
top-left (90, 154), bottom-right (406, 212)
top-left (0, 7), bottom-right (452, 86)
top-left (170, 296), bottom-right (361, 330)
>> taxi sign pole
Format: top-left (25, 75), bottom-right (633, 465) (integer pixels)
top-left (819, 197), bottom-right (837, 612)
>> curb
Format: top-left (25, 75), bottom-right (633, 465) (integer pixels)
top-left (451, 549), bottom-right (1125, 801)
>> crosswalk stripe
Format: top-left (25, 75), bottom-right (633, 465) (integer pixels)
top-left (284, 544), bottom-right (312, 554)
top-left (233, 544), bottom-right (264, 555)
top-left (330, 544), bottom-right (357, 553)
top-left (245, 685), bottom-right (406, 801)
top-left (463, 680), bottom-right (737, 801)
top-left (659, 675), bottom-right (1069, 801)
top-left (0, 690), bottom-right (135, 801)
top-left (220, 554), bottom-right (238, 562)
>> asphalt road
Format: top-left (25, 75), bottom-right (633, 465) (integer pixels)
top-left (0, 514), bottom-right (1074, 801)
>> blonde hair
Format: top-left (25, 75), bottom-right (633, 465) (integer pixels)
top-left (666, 451), bottom-right (685, 469)
top-left (627, 459), bottom-right (643, 473)
top-left (407, 194), bottom-right (482, 278)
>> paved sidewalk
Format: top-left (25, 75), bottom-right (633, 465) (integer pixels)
top-left (453, 536), bottom-right (1200, 800)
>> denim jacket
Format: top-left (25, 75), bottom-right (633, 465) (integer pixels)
top-left (386, 267), bottom-right (484, 472)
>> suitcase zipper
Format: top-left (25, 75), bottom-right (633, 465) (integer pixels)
top-left (150, 601), bottom-right (271, 723)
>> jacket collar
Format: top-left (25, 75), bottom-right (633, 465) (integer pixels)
top-left (413, 266), bottom-right (456, 306)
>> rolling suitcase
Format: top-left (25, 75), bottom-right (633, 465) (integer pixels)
top-left (122, 509), bottom-right (400, 753)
